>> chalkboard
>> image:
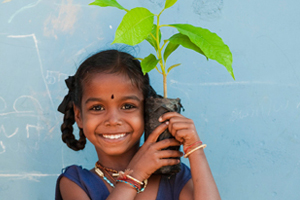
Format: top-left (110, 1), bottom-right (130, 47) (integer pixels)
top-left (1, 0), bottom-right (300, 199)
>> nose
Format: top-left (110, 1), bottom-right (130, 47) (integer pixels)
top-left (104, 109), bottom-right (122, 126)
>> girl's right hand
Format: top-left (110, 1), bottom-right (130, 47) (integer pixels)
top-left (127, 121), bottom-right (183, 181)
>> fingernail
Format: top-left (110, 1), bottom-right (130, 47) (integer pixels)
top-left (158, 117), bottom-right (162, 122)
top-left (165, 121), bottom-right (169, 125)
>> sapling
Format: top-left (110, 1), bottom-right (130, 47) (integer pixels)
top-left (89, 0), bottom-right (234, 175)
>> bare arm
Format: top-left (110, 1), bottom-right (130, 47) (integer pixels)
top-left (159, 112), bottom-right (221, 200)
top-left (60, 176), bottom-right (90, 200)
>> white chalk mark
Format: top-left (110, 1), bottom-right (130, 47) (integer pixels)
top-left (0, 95), bottom-right (42, 116)
top-left (0, 173), bottom-right (59, 182)
top-left (0, 96), bottom-right (6, 112)
top-left (0, 111), bottom-right (36, 116)
top-left (8, 0), bottom-right (42, 23)
top-left (74, 42), bottom-right (97, 57)
top-left (7, 34), bottom-right (56, 120)
top-left (1, 125), bottom-right (19, 138)
top-left (0, 173), bottom-right (59, 177)
top-left (109, 25), bottom-right (113, 29)
top-left (0, 141), bottom-right (5, 154)
top-left (170, 80), bottom-right (300, 87)
top-left (14, 95), bottom-right (43, 112)
top-left (26, 124), bottom-right (44, 138)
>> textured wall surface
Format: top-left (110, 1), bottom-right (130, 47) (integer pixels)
top-left (1, 0), bottom-right (299, 199)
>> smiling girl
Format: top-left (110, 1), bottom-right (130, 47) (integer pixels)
top-left (55, 50), bottom-right (220, 200)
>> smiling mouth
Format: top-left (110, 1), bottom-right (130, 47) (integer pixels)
top-left (101, 133), bottom-right (127, 140)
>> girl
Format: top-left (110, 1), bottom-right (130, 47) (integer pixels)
top-left (55, 50), bottom-right (220, 200)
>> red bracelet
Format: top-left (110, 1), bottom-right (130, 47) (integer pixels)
top-left (117, 177), bottom-right (142, 190)
top-left (184, 141), bottom-right (203, 154)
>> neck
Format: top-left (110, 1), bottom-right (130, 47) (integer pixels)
top-left (95, 143), bottom-right (139, 171)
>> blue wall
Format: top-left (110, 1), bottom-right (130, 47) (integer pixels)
top-left (1, 0), bottom-right (300, 199)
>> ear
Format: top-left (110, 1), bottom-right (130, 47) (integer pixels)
top-left (73, 103), bottom-right (83, 129)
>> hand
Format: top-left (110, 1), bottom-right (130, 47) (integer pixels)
top-left (127, 122), bottom-right (183, 181)
top-left (158, 112), bottom-right (201, 151)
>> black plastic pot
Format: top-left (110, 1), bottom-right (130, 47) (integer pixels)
top-left (144, 96), bottom-right (182, 176)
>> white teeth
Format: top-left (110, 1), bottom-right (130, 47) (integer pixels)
top-left (102, 133), bottom-right (126, 139)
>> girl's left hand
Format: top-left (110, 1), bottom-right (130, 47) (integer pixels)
top-left (159, 112), bottom-right (201, 151)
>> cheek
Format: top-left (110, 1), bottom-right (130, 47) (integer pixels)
top-left (130, 112), bottom-right (144, 131)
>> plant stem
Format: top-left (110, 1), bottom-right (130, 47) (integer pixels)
top-left (163, 73), bottom-right (167, 98)
top-left (156, 10), bottom-right (167, 98)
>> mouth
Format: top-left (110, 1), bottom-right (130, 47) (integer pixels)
top-left (100, 133), bottom-right (127, 140)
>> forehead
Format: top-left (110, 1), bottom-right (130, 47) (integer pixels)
top-left (82, 73), bottom-right (143, 99)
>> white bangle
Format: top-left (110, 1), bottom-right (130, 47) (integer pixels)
top-left (184, 144), bottom-right (207, 158)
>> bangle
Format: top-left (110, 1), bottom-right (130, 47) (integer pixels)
top-left (116, 170), bottom-right (148, 193)
top-left (126, 175), bottom-right (143, 185)
top-left (116, 179), bottom-right (139, 191)
top-left (116, 179), bottom-right (148, 193)
top-left (184, 144), bottom-right (207, 158)
top-left (184, 141), bottom-right (203, 154)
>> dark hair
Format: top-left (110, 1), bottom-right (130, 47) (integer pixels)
top-left (58, 50), bottom-right (156, 151)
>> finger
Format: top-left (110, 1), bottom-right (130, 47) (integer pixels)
top-left (168, 121), bottom-right (194, 137)
top-left (145, 121), bottom-right (169, 143)
top-left (157, 149), bottom-right (183, 159)
top-left (158, 158), bottom-right (181, 167)
top-left (153, 138), bottom-right (181, 150)
top-left (158, 112), bottom-right (185, 122)
top-left (173, 129), bottom-right (199, 144)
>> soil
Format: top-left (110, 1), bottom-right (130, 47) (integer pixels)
top-left (144, 96), bottom-right (183, 176)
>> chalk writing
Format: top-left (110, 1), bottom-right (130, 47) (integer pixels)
top-left (0, 95), bottom-right (44, 153)
top-left (45, 70), bottom-right (68, 84)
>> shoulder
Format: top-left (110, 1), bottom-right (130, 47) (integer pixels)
top-left (55, 165), bottom-right (89, 200)
top-left (56, 165), bottom-right (108, 200)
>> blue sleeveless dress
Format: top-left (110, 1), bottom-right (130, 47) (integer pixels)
top-left (55, 163), bottom-right (191, 200)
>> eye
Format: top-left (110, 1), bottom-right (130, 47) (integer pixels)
top-left (91, 105), bottom-right (105, 111)
top-left (121, 104), bottom-right (136, 110)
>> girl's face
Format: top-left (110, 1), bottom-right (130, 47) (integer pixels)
top-left (74, 72), bottom-right (144, 156)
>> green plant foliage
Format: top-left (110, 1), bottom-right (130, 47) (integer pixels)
top-left (164, 0), bottom-right (178, 9)
top-left (89, 0), bottom-right (125, 10)
top-left (167, 63), bottom-right (181, 73)
top-left (90, 0), bottom-right (235, 97)
top-left (168, 33), bottom-right (206, 58)
top-left (112, 7), bottom-right (154, 46)
top-left (163, 41), bottom-right (179, 62)
top-left (171, 24), bottom-right (234, 79)
top-left (141, 54), bottom-right (160, 75)
top-left (146, 24), bottom-right (162, 51)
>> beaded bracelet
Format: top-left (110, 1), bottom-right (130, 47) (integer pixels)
top-left (184, 144), bottom-right (207, 158)
top-left (116, 179), bottom-right (148, 193)
top-left (116, 179), bottom-right (138, 191)
top-left (184, 140), bottom-right (203, 154)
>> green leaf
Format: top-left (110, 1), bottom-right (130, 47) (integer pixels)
top-left (171, 24), bottom-right (235, 79)
top-left (89, 0), bottom-right (125, 10)
top-left (146, 24), bottom-right (161, 50)
top-left (163, 41), bottom-right (179, 62)
top-left (169, 33), bottom-right (207, 58)
top-left (167, 63), bottom-right (181, 73)
top-left (164, 0), bottom-right (178, 9)
top-left (141, 54), bottom-right (159, 75)
top-left (112, 7), bottom-right (154, 46)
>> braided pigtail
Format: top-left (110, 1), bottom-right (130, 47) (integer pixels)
top-left (58, 76), bottom-right (86, 151)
